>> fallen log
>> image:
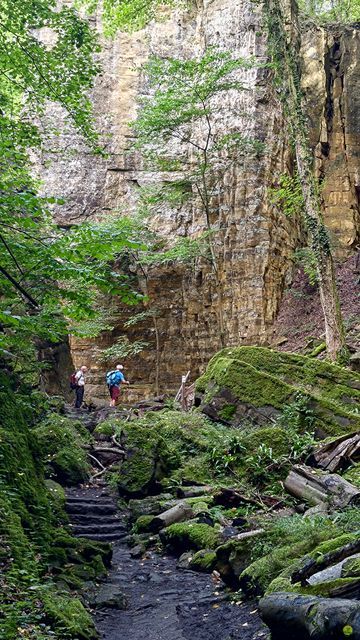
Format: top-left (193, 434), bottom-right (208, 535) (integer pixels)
top-left (292, 539), bottom-right (360, 585)
top-left (149, 502), bottom-right (194, 533)
top-left (311, 432), bottom-right (360, 472)
top-left (259, 593), bottom-right (360, 640)
top-left (213, 487), bottom-right (260, 508)
top-left (233, 528), bottom-right (264, 542)
top-left (284, 464), bottom-right (360, 510)
top-left (177, 485), bottom-right (213, 499)
top-left (92, 446), bottom-right (125, 456)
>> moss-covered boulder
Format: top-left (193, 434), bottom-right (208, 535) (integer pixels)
top-left (216, 536), bottom-right (266, 588)
top-left (41, 591), bottom-right (97, 639)
top-left (189, 549), bottom-right (217, 573)
top-left (33, 414), bottom-right (91, 485)
top-left (115, 420), bottom-right (173, 497)
top-left (160, 521), bottom-right (221, 554)
top-left (196, 347), bottom-right (360, 437)
top-left (132, 514), bottom-right (155, 533)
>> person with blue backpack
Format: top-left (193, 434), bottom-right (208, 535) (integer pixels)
top-left (106, 364), bottom-right (130, 407)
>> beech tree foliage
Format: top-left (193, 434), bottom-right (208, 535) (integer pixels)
top-left (132, 49), bottom-right (261, 345)
top-left (299, 0), bottom-right (360, 21)
top-left (0, 0), bottom-right (144, 373)
top-left (78, 0), bottom-right (181, 33)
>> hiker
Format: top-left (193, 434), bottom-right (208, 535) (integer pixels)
top-left (106, 364), bottom-right (130, 407)
top-left (72, 365), bottom-right (87, 409)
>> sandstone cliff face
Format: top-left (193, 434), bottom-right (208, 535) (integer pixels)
top-left (38, 2), bottom-right (360, 402)
top-left (301, 24), bottom-right (360, 255)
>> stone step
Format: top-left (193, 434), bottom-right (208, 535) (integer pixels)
top-left (70, 522), bottom-right (127, 535)
top-left (66, 502), bottom-right (117, 516)
top-left (75, 531), bottom-right (127, 542)
top-left (69, 513), bottom-right (122, 525)
top-left (66, 496), bottom-right (115, 505)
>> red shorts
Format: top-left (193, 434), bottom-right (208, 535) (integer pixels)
top-left (109, 385), bottom-right (120, 401)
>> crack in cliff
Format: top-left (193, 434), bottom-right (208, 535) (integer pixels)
top-left (322, 31), bottom-right (360, 246)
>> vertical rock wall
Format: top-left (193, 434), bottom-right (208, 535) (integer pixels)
top-left (38, 1), bottom-right (360, 402)
top-left (301, 25), bottom-right (360, 255)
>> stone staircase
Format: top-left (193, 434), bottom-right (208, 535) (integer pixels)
top-left (66, 487), bottom-right (127, 543)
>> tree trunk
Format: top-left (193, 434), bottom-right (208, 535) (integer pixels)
top-left (291, 539), bottom-right (360, 585)
top-left (177, 485), bottom-right (213, 498)
top-left (284, 464), bottom-right (360, 510)
top-left (294, 138), bottom-right (347, 361)
top-left (259, 593), bottom-right (360, 640)
top-left (311, 432), bottom-right (360, 472)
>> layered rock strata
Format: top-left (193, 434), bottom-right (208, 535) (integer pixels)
top-left (38, 2), bottom-right (360, 401)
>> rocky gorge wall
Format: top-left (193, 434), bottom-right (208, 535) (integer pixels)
top-left (38, 1), bottom-right (360, 402)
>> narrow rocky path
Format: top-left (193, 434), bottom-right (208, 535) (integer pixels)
top-left (95, 544), bottom-right (268, 640)
top-left (66, 487), bottom-right (269, 640)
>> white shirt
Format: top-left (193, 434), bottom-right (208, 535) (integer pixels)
top-left (75, 370), bottom-right (85, 387)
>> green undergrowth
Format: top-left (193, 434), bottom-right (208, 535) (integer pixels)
top-left (265, 531), bottom-right (360, 597)
top-left (0, 368), bottom-right (105, 639)
top-left (215, 508), bottom-right (360, 598)
top-left (189, 549), bottom-right (217, 572)
top-left (196, 346), bottom-right (360, 437)
top-left (100, 405), bottom-right (318, 497)
top-left (33, 414), bottom-right (92, 485)
top-left (343, 463), bottom-right (360, 488)
top-left (100, 410), bottom-right (248, 495)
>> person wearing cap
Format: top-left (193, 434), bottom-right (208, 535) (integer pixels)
top-left (106, 364), bottom-right (130, 407)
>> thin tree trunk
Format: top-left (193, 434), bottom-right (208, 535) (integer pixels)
top-left (294, 137), bottom-right (346, 361)
top-left (153, 314), bottom-right (160, 396)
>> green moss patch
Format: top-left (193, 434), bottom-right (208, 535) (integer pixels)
top-left (161, 521), bottom-right (221, 553)
top-left (342, 557), bottom-right (360, 578)
top-left (132, 515), bottom-right (155, 533)
top-left (196, 347), bottom-right (360, 436)
top-left (343, 464), bottom-right (360, 488)
top-left (33, 414), bottom-right (91, 485)
top-left (41, 591), bottom-right (97, 639)
top-left (189, 549), bottom-right (217, 573)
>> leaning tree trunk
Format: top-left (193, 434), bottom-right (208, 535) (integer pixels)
top-left (294, 136), bottom-right (347, 361)
top-left (268, 0), bottom-right (347, 361)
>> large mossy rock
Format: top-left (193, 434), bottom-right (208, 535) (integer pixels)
top-left (33, 414), bottom-right (91, 485)
top-left (160, 521), bottom-right (221, 554)
top-left (196, 347), bottom-right (360, 436)
top-left (41, 591), bottom-right (97, 640)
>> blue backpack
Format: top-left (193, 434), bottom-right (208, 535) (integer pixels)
top-left (106, 370), bottom-right (118, 388)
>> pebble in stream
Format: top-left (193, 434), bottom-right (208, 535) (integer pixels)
top-left (95, 544), bottom-right (269, 640)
